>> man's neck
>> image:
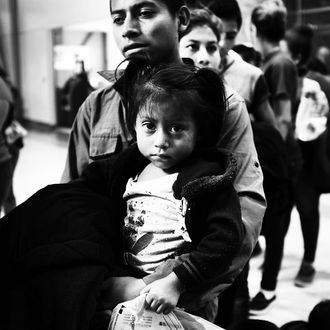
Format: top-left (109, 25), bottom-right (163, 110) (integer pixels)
top-left (262, 41), bottom-right (280, 58)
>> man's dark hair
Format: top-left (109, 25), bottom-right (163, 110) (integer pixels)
top-left (285, 24), bottom-right (315, 76)
top-left (251, 0), bottom-right (287, 43)
top-left (125, 61), bottom-right (226, 149)
top-left (181, 8), bottom-right (222, 41)
top-left (110, 0), bottom-right (185, 16)
top-left (207, 0), bottom-right (242, 31)
top-left (185, 0), bottom-right (242, 31)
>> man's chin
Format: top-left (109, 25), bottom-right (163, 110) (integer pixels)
top-left (126, 52), bottom-right (151, 63)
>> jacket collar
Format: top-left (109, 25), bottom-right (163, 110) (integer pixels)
top-left (108, 144), bottom-right (237, 202)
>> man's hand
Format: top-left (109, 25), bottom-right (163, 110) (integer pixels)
top-left (140, 272), bottom-right (184, 314)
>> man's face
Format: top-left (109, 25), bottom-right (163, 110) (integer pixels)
top-left (110, 0), bottom-right (182, 65)
top-left (219, 18), bottom-right (239, 57)
top-left (179, 25), bottom-right (221, 69)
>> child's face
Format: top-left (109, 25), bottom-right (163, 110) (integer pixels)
top-left (135, 103), bottom-right (198, 170)
top-left (110, 0), bottom-right (182, 65)
top-left (180, 25), bottom-right (220, 69)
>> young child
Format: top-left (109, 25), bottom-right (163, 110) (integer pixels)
top-left (0, 62), bottom-right (243, 328)
top-left (93, 60), bottom-right (243, 317)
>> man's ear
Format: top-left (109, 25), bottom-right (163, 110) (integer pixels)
top-left (177, 6), bottom-right (190, 35)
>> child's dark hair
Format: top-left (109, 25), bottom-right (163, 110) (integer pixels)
top-left (109, 0), bottom-right (185, 16)
top-left (126, 61), bottom-right (226, 149)
top-left (181, 7), bottom-right (222, 41)
top-left (251, 0), bottom-right (287, 43)
top-left (284, 24), bottom-right (315, 76)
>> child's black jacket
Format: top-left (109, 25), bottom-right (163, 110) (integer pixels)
top-left (0, 144), bottom-right (243, 329)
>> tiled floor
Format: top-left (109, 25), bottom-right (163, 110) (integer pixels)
top-left (5, 128), bottom-right (330, 328)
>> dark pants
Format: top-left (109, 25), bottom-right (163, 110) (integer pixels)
top-left (260, 208), bottom-right (291, 291)
top-left (295, 169), bottom-right (321, 263)
top-left (259, 135), bottom-right (302, 291)
top-left (215, 263), bottom-right (250, 328)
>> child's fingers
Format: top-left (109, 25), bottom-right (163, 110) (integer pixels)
top-left (156, 304), bottom-right (165, 314)
top-left (149, 298), bottom-right (160, 311)
top-left (144, 293), bottom-right (157, 310)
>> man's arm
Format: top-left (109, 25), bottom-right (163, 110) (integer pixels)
top-left (61, 96), bottom-right (92, 182)
top-left (218, 87), bottom-right (266, 275)
top-left (0, 100), bottom-right (10, 128)
top-left (251, 74), bottom-right (279, 129)
top-left (272, 96), bottom-right (292, 140)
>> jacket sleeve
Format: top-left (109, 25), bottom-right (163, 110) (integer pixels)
top-left (60, 94), bottom-right (93, 183)
top-left (216, 88), bottom-right (266, 286)
top-left (172, 185), bottom-right (244, 289)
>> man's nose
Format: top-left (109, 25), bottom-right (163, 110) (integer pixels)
top-left (219, 38), bottom-right (226, 50)
top-left (122, 15), bottom-right (140, 38)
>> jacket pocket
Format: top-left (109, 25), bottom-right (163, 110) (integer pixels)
top-left (89, 135), bottom-right (121, 160)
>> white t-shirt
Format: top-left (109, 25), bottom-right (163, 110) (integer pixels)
top-left (122, 173), bottom-right (190, 274)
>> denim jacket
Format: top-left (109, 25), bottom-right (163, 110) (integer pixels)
top-left (61, 68), bottom-right (266, 297)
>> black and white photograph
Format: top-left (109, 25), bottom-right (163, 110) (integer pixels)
top-left (0, 1), bottom-right (329, 329)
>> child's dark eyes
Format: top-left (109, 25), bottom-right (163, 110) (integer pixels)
top-left (142, 122), bottom-right (156, 131)
top-left (169, 126), bottom-right (183, 133)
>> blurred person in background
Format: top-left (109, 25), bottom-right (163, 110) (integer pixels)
top-left (61, 59), bottom-right (94, 127)
top-left (0, 70), bottom-right (14, 216)
top-left (0, 67), bottom-right (26, 215)
top-left (281, 24), bottom-right (330, 287)
top-left (249, 0), bottom-right (301, 314)
top-left (207, 0), bottom-right (278, 128)
top-left (315, 46), bottom-right (330, 76)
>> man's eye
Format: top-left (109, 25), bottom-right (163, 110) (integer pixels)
top-left (112, 16), bottom-right (125, 25)
top-left (226, 32), bottom-right (237, 40)
top-left (139, 9), bottom-right (154, 18)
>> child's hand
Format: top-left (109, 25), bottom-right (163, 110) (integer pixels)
top-left (140, 272), bottom-right (184, 314)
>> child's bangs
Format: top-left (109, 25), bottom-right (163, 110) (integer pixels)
top-left (139, 90), bottom-right (198, 119)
